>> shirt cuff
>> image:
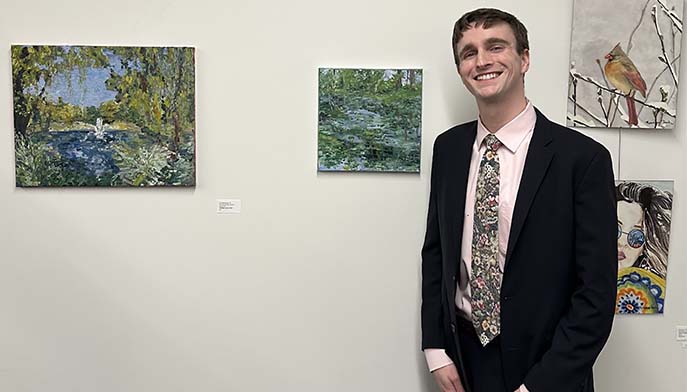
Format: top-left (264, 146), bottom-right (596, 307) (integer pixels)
top-left (519, 384), bottom-right (530, 392)
top-left (423, 349), bottom-right (454, 372)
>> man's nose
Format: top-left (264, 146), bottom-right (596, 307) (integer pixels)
top-left (476, 50), bottom-right (492, 68)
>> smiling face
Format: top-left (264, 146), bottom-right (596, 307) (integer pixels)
top-left (617, 201), bottom-right (645, 269)
top-left (455, 22), bottom-right (530, 108)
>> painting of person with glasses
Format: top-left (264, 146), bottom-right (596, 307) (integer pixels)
top-left (615, 181), bottom-right (673, 314)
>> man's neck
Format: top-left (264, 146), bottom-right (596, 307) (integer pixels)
top-left (477, 96), bottom-right (529, 133)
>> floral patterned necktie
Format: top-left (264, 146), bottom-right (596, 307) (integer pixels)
top-left (470, 133), bottom-right (503, 346)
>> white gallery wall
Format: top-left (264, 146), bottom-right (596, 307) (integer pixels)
top-left (0, 0), bottom-right (685, 390)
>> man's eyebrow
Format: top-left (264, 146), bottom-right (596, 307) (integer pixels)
top-left (458, 43), bottom-right (476, 57)
top-left (485, 37), bottom-right (510, 46)
top-left (458, 38), bottom-right (512, 58)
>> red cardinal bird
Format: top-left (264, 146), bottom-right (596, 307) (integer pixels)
top-left (604, 43), bottom-right (647, 126)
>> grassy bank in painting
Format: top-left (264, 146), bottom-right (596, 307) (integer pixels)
top-left (318, 68), bottom-right (422, 172)
top-left (12, 46), bottom-right (195, 187)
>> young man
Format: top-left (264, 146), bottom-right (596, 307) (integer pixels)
top-left (421, 8), bottom-right (617, 392)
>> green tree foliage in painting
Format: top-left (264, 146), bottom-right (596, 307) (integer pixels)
top-left (11, 46), bottom-right (109, 136)
top-left (318, 68), bottom-right (422, 172)
top-left (11, 45), bottom-right (196, 187)
top-left (105, 47), bottom-right (195, 158)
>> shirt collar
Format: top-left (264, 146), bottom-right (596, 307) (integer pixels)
top-left (476, 101), bottom-right (536, 153)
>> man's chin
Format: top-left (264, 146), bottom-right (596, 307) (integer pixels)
top-left (473, 90), bottom-right (505, 104)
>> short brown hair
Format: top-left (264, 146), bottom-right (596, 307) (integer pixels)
top-left (452, 8), bottom-right (529, 64)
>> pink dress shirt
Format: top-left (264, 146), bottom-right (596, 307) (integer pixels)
top-left (425, 102), bottom-right (536, 392)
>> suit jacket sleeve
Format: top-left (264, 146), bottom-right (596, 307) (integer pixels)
top-left (421, 138), bottom-right (446, 350)
top-left (524, 147), bottom-right (618, 391)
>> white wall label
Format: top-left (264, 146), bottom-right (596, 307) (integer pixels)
top-left (677, 326), bottom-right (687, 348)
top-left (217, 199), bottom-right (241, 214)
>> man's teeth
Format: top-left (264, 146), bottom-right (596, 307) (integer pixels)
top-left (476, 73), bottom-right (499, 80)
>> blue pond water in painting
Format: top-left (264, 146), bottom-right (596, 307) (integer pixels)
top-left (34, 130), bottom-right (123, 176)
top-left (27, 129), bottom-right (161, 186)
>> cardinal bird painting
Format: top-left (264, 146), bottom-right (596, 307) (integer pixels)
top-left (567, 0), bottom-right (684, 129)
top-left (604, 43), bottom-right (647, 126)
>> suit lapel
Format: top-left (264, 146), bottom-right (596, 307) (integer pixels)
top-left (505, 109), bottom-right (554, 267)
top-left (445, 123), bottom-right (477, 280)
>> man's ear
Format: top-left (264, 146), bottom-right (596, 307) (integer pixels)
top-left (521, 49), bottom-right (530, 74)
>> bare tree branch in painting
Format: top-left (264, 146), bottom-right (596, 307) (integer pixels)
top-left (571, 70), bottom-right (675, 117)
top-left (595, 58), bottom-right (621, 125)
top-left (671, 14), bottom-right (678, 56)
top-left (569, 66), bottom-right (616, 127)
top-left (597, 90), bottom-right (609, 121)
top-left (657, 0), bottom-right (683, 32)
top-left (652, 6), bottom-right (679, 86)
top-left (566, 114), bottom-right (596, 127)
top-left (627, 0), bottom-right (654, 54)
top-left (595, 59), bottom-right (611, 88)
top-left (567, 96), bottom-right (607, 126)
top-left (638, 54), bottom-right (680, 116)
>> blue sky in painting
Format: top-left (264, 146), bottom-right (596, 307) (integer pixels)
top-left (46, 49), bottom-right (125, 108)
top-left (48, 67), bottom-right (116, 107)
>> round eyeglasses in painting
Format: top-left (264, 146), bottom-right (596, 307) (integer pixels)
top-left (617, 225), bottom-right (645, 249)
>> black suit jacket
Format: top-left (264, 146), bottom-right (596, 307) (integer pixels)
top-left (421, 108), bottom-right (617, 392)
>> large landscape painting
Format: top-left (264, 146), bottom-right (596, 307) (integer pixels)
top-left (12, 45), bottom-right (196, 187)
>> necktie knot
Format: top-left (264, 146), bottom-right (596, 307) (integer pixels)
top-left (484, 134), bottom-right (502, 153)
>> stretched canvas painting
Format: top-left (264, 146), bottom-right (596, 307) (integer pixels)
top-left (12, 45), bottom-right (196, 187)
top-left (615, 180), bottom-right (673, 314)
top-left (568, 0), bottom-right (683, 128)
top-left (318, 68), bottom-right (422, 172)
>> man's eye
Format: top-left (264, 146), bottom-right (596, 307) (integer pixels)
top-left (463, 51), bottom-right (476, 59)
top-left (490, 46), bottom-right (504, 52)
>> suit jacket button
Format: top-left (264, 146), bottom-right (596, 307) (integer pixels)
top-left (452, 275), bottom-right (456, 282)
